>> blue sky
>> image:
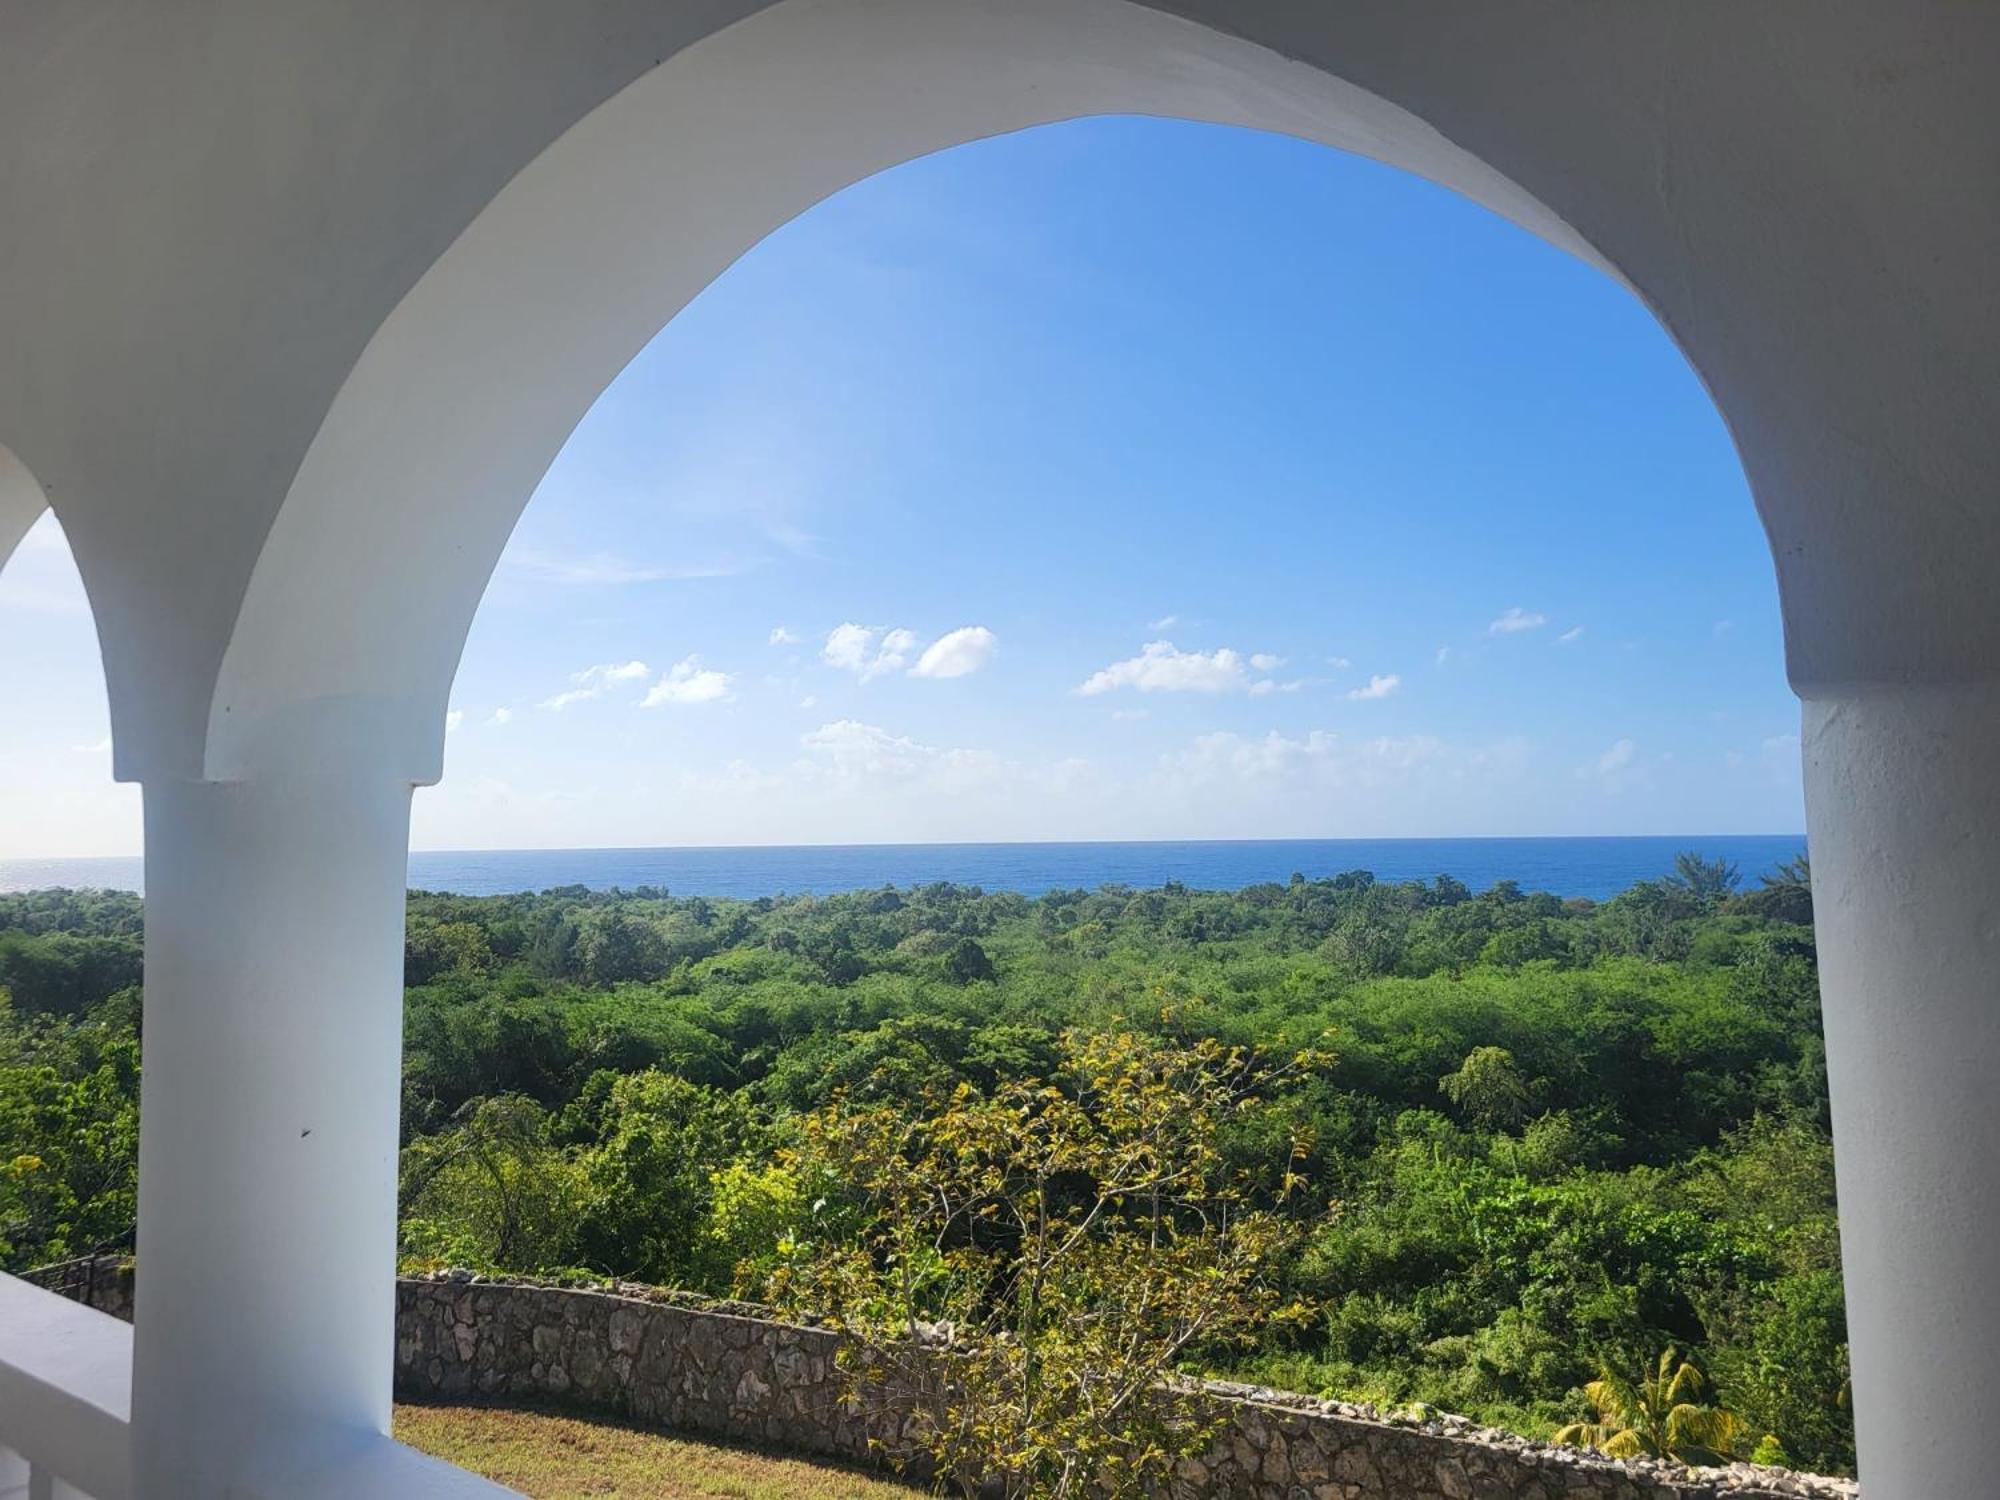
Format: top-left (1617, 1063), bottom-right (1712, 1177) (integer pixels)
top-left (1, 117), bottom-right (1802, 857)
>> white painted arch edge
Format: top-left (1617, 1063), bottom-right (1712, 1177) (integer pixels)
top-left (202, 0), bottom-right (1618, 788)
top-left (0, 447), bottom-right (49, 580)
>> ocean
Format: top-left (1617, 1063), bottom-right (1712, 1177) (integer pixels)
top-left (0, 835), bottom-right (1806, 904)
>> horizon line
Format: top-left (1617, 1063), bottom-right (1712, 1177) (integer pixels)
top-left (3, 830), bottom-right (1811, 864)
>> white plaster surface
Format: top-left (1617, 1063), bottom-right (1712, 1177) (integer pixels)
top-left (0, 448), bottom-right (46, 578)
top-left (129, 769), bottom-right (418, 1498)
top-left (0, 1275), bottom-right (133, 1500)
top-left (1805, 679), bottom-right (2000, 1500)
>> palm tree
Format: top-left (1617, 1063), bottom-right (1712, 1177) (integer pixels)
top-left (1555, 1347), bottom-right (1746, 1466)
top-left (1663, 852), bottom-right (1741, 902)
top-left (1763, 854), bottom-right (1811, 889)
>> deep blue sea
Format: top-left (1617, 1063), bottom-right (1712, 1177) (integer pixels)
top-left (0, 835), bottom-right (1806, 904)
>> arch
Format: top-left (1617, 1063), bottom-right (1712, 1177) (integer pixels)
top-left (206, 0), bottom-right (1627, 784)
top-left (0, 442), bottom-right (143, 859)
top-left (0, 445), bottom-right (49, 577)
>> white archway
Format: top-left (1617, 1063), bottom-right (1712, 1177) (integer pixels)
top-left (197, 11), bottom-right (1980, 1494)
top-left (207, 0), bottom-right (1614, 788)
top-left (0, 447), bottom-right (48, 579)
top-left (0, 477), bottom-right (144, 864)
top-left (2, 3), bottom-right (1995, 1495)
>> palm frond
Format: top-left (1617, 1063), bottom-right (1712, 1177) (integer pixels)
top-left (1602, 1428), bottom-right (1653, 1460)
top-left (1587, 1366), bottom-right (1643, 1424)
top-left (1555, 1422), bottom-right (1620, 1451)
top-left (1567, 1348), bottom-right (1748, 1469)
top-left (1662, 1352), bottom-right (1707, 1407)
top-left (1667, 1403), bottom-right (1744, 1457)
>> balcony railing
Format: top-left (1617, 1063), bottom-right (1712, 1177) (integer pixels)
top-left (0, 1273), bottom-right (132, 1500)
top-left (0, 1273), bottom-right (514, 1499)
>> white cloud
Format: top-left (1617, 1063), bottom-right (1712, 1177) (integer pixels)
top-left (1435, 646), bottom-right (1452, 667)
top-left (1172, 729), bottom-right (1343, 780)
top-left (911, 626), bottom-right (998, 680)
top-left (1347, 673), bottom-right (1401, 701)
top-left (1076, 641), bottom-right (1256, 696)
top-left (72, 736), bottom-right (112, 755)
top-left (405, 706), bottom-right (1553, 851)
top-left (800, 719), bottom-right (933, 777)
top-left (821, 623), bottom-right (873, 672)
top-left (486, 708), bottom-right (513, 727)
top-left (1248, 679), bottom-right (1305, 697)
top-left (1161, 729), bottom-right (1475, 789)
top-left (769, 626), bottom-right (798, 646)
top-left (1327, 656), bottom-right (1352, 670)
top-left (1581, 736), bottom-right (1652, 794)
top-left (1111, 708), bottom-right (1150, 722)
top-left (1249, 653), bottom-right (1282, 673)
top-left (1148, 614), bottom-right (1179, 631)
top-left (824, 623), bottom-right (918, 682)
top-left (445, 710), bottom-right (465, 734)
top-left (1559, 626), bottom-right (1585, 643)
top-left (539, 660), bottom-right (650, 710)
top-left (1488, 607), bottom-right (1549, 635)
top-left (642, 655), bottom-right (734, 706)
top-left (758, 518), bottom-right (817, 557)
top-left (799, 694), bottom-right (818, 709)
top-left (1357, 734), bottom-right (1450, 772)
top-left (791, 721), bottom-right (1049, 801)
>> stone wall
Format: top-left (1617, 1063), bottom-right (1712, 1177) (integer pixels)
top-left (18, 1252), bottom-right (135, 1321)
top-left (395, 1273), bottom-right (897, 1467)
top-left (393, 1272), bottom-right (1858, 1500)
top-left (22, 1258), bottom-right (1856, 1499)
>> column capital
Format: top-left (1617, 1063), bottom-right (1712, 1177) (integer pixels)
top-left (120, 694), bottom-right (447, 791)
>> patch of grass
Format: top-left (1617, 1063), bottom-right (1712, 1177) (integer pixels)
top-left (394, 1402), bottom-right (925, 1499)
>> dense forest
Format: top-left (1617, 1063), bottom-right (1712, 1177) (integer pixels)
top-left (0, 856), bottom-right (1850, 1474)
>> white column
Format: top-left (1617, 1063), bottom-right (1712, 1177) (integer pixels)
top-left (130, 763), bottom-right (413, 1497)
top-left (1804, 677), bottom-right (2000, 1500)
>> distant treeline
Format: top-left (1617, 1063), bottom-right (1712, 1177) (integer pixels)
top-left (0, 854), bottom-right (1849, 1473)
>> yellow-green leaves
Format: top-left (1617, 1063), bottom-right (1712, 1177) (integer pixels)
top-left (1555, 1347), bottom-right (1748, 1467)
top-left (761, 1029), bottom-right (1334, 1499)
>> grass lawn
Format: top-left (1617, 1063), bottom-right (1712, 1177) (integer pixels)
top-left (394, 1402), bottom-right (926, 1499)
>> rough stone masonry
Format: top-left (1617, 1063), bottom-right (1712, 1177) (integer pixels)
top-left (31, 1258), bottom-right (1858, 1499)
top-left (391, 1272), bottom-right (1858, 1500)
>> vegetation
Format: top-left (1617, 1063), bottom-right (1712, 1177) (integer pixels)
top-left (764, 1030), bottom-right (1328, 1496)
top-left (394, 1402), bottom-right (923, 1498)
top-left (1553, 1347), bottom-right (1750, 1465)
top-left (0, 857), bottom-right (1852, 1475)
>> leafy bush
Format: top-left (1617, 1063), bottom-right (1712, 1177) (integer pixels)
top-left (762, 1030), bottom-right (1330, 1498)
